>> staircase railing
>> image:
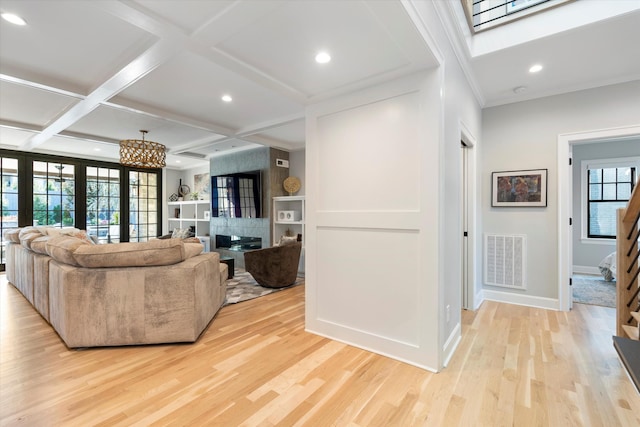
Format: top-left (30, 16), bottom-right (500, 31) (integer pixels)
top-left (616, 182), bottom-right (640, 339)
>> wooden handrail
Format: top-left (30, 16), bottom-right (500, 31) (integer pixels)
top-left (617, 183), bottom-right (640, 338)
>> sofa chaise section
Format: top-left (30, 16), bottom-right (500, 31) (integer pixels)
top-left (3, 227), bottom-right (228, 348)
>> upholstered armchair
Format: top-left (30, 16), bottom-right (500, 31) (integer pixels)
top-left (243, 241), bottom-right (301, 288)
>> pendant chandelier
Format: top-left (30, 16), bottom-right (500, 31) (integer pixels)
top-left (119, 130), bottom-right (166, 168)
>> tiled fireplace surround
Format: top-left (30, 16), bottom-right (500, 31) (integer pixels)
top-left (209, 147), bottom-right (290, 269)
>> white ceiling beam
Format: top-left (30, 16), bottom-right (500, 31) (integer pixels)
top-left (20, 39), bottom-right (182, 151)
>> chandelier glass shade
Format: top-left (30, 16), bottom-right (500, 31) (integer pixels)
top-left (119, 130), bottom-right (166, 168)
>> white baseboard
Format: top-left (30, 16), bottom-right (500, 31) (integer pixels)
top-left (483, 289), bottom-right (560, 311)
top-left (442, 322), bottom-right (461, 368)
top-left (474, 290), bottom-right (484, 310)
top-left (573, 265), bottom-right (600, 276)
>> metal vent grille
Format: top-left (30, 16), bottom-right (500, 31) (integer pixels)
top-left (484, 234), bottom-right (526, 290)
top-left (178, 151), bottom-right (207, 159)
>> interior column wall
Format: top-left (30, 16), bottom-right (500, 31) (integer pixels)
top-left (305, 71), bottom-right (442, 371)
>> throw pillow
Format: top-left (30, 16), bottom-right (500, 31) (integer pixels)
top-left (172, 228), bottom-right (190, 239)
top-left (278, 235), bottom-right (298, 246)
top-left (69, 230), bottom-right (96, 245)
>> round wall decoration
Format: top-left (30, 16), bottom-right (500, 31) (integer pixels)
top-left (283, 176), bottom-right (301, 196)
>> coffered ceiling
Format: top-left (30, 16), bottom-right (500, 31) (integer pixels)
top-left (0, 0), bottom-right (437, 169)
top-left (0, 1), bottom-right (638, 169)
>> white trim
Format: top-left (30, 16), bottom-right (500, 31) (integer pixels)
top-left (573, 265), bottom-right (601, 276)
top-left (460, 120), bottom-right (478, 310)
top-left (442, 322), bottom-right (462, 368)
top-left (557, 124), bottom-right (640, 312)
top-left (483, 289), bottom-right (559, 311)
top-left (304, 327), bottom-right (438, 374)
top-left (430, 0), bottom-right (485, 106)
top-left (474, 290), bottom-right (485, 310)
top-left (580, 156), bottom-right (640, 240)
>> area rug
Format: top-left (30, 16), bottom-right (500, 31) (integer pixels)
top-left (224, 269), bottom-right (304, 305)
top-left (572, 274), bottom-right (616, 308)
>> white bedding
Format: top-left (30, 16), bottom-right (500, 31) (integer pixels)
top-left (598, 251), bottom-right (616, 281)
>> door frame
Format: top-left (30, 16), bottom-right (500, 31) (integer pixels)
top-left (557, 124), bottom-right (640, 311)
top-left (460, 121), bottom-right (477, 310)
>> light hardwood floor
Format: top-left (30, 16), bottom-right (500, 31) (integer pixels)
top-left (1, 275), bottom-right (639, 426)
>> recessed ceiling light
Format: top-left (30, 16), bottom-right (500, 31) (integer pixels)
top-left (176, 160), bottom-right (181, 163)
top-left (94, 148), bottom-right (101, 152)
top-left (315, 51), bottom-right (331, 64)
top-left (529, 64), bottom-right (543, 73)
top-left (1, 13), bottom-right (27, 26)
top-left (221, 94), bottom-right (232, 102)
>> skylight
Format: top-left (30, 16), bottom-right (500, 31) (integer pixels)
top-left (463, 0), bottom-right (572, 33)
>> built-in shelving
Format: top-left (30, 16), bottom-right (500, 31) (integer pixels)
top-left (273, 195), bottom-right (305, 274)
top-left (168, 200), bottom-right (211, 239)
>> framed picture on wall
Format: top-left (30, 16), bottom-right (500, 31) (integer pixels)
top-left (194, 173), bottom-right (210, 199)
top-left (492, 169), bottom-right (547, 207)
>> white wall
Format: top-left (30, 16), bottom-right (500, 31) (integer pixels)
top-left (306, 70), bottom-right (443, 371)
top-left (483, 81), bottom-right (640, 308)
top-left (572, 139), bottom-right (640, 273)
top-left (289, 149), bottom-right (305, 196)
top-left (304, 0), bottom-right (483, 372)
top-left (413, 0), bottom-right (482, 363)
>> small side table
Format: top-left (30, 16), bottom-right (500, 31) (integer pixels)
top-left (219, 257), bottom-right (234, 279)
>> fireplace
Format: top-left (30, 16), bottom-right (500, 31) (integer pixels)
top-left (215, 234), bottom-right (262, 251)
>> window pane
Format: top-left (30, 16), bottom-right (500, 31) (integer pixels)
top-left (618, 183), bottom-right (632, 199)
top-left (1, 157), bottom-right (19, 265)
top-left (589, 184), bottom-right (601, 200)
top-left (589, 169), bottom-right (601, 184)
top-left (602, 183), bottom-right (616, 200)
top-left (618, 167), bottom-right (632, 182)
top-left (589, 201), bottom-right (627, 237)
top-left (86, 166), bottom-right (120, 243)
top-left (602, 168), bottom-right (617, 183)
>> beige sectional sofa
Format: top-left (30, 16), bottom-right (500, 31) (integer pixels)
top-left (4, 227), bottom-right (228, 348)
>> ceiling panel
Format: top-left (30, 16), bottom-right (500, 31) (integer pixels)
top-left (65, 104), bottom-right (225, 149)
top-left (212, 0), bottom-right (422, 96)
top-left (257, 120), bottom-right (306, 147)
top-left (0, 126), bottom-right (37, 147)
top-left (113, 51), bottom-right (303, 130)
top-left (0, 81), bottom-right (80, 127)
top-left (132, 0), bottom-right (235, 34)
top-left (37, 135), bottom-right (121, 162)
top-left (0, 0), bottom-right (155, 92)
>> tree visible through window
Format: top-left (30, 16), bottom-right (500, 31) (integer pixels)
top-left (32, 161), bottom-right (75, 227)
top-left (86, 166), bottom-right (120, 243)
top-left (587, 165), bottom-right (636, 238)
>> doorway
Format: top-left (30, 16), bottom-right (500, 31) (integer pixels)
top-left (557, 125), bottom-right (640, 311)
top-left (460, 123), bottom-right (477, 311)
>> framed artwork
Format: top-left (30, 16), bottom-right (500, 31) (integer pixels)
top-left (492, 169), bottom-right (547, 207)
top-left (194, 173), bottom-right (210, 199)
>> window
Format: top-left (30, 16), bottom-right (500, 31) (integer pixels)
top-left (1, 157), bottom-right (19, 267)
top-left (86, 167), bottom-right (121, 243)
top-left (0, 149), bottom-right (162, 262)
top-left (129, 171), bottom-right (159, 242)
top-left (583, 158), bottom-right (638, 239)
top-left (32, 161), bottom-right (75, 227)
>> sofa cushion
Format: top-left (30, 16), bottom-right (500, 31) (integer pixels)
top-left (3, 228), bottom-right (21, 243)
top-left (46, 236), bottom-right (92, 266)
top-left (72, 238), bottom-right (185, 268)
top-left (20, 231), bottom-right (44, 250)
top-left (184, 242), bottom-right (204, 259)
top-left (30, 236), bottom-right (50, 255)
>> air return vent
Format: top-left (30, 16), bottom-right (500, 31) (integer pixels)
top-left (484, 234), bottom-right (526, 290)
top-left (178, 152), bottom-right (207, 159)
